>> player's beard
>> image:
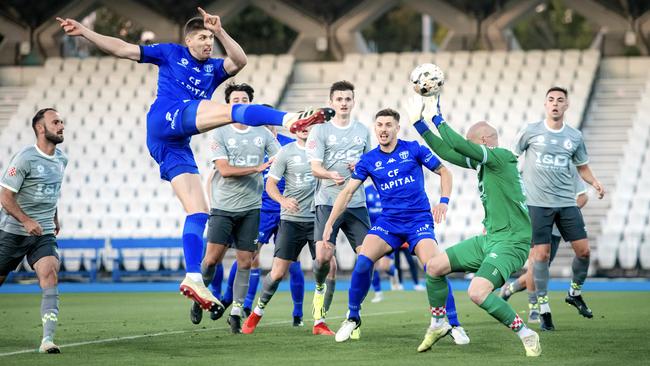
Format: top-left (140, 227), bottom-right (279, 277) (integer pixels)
top-left (44, 127), bottom-right (64, 144)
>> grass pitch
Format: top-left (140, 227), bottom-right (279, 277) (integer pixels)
top-left (1, 290), bottom-right (648, 365)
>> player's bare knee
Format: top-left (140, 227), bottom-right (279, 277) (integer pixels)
top-left (575, 246), bottom-right (590, 259)
top-left (38, 267), bottom-right (58, 288)
top-left (467, 282), bottom-right (490, 305)
top-left (533, 246), bottom-right (551, 262)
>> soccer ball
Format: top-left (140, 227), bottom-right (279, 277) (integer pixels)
top-left (410, 63), bottom-right (445, 97)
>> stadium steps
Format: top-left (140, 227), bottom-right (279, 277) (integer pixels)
top-left (279, 62), bottom-right (344, 111)
top-left (0, 86), bottom-right (27, 130)
top-left (576, 75), bottom-right (647, 267)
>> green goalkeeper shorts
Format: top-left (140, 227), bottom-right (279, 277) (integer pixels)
top-left (445, 232), bottom-right (529, 287)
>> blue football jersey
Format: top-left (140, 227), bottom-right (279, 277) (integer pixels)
top-left (139, 43), bottom-right (230, 105)
top-left (352, 140), bottom-right (441, 217)
top-left (261, 133), bottom-right (295, 212)
top-left (365, 184), bottom-right (382, 226)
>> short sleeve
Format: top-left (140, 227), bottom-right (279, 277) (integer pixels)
top-left (416, 144), bottom-right (441, 172)
top-left (512, 126), bottom-right (530, 156)
top-left (351, 155), bottom-right (370, 181)
top-left (572, 168), bottom-right (587, 195)
top-left (363, 125), bottom-right (372, 154)
top-left (265, 130), bottom-right (281, 158)
top-left (268, 148), bottom-right (287, 181)
top-left (210, 129), bottom-right (228, 161)
top-left (211, 58), bottom-right (231, 88)
top-left (572, 137), bottom-right (589, 166)
top-left (0, 152), bottom-right (29, 193)
top-left (139, 43), bottom-right (176, 66)
top-left (306, 125), bottom-right (324, 162)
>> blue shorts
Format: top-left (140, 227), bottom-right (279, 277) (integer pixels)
top-left (257, 211), bottom-right (281, 244)
top-left (368, 212), bottom-right (436, 254)
top-left (146, 98), bottom-right (202, 181)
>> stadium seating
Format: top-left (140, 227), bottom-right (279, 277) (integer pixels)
top-left (596, 82), bottom-right (650, 270)
top-left (1, 50), bottom-right (605, 275)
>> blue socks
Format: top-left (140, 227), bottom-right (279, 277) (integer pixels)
top-left (182, 213), bottom-right (208, 273)
top-left (372, 270), bottom-right (381, 292)
top-left (210, 263), bottom-right (224, 300)
top-left (244, 268), bottom-right (261, 310)
top-left (348, 255), bottom-right (374, 320)
top-left (222, 261), bottom-right (237, 305)
top-left (289, 261), bottom-right (304, 317)
top-left (446, 278), bottom-right (460, 327)
top-left (231, 104), bottom-right (287, 127)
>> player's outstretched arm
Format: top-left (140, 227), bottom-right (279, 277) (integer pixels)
top-left (431, 165), bottom-right (451, 224)
top-left (197, 7), bottom-right (247, 75)
top-left (576, 164), bottom-right (605, 199)
top-left (214, 159), bottom-right (270, 178)
top-left (266, 176), bottom-right (299, 213)
top-left (407, 95), bottom-right (471, 168)
top-left (424, 97), bottom-right (486, 163)
top-left (0, 188), bottom-right (43, 236)
top-left (322, 178), bottom-right (363, 242)
top-left (56, 17), bottom-right (140, 61)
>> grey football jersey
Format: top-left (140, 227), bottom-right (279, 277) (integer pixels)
top-left (514, 121), bottom-right (588, 207)
top-left (268, 142), bottom-right (315, 222)
top-left (210, 125), bottom-right (280, 212)
top-left (306, 121), bottom-right (371, 207)
top-left (0, 146), bottom-right (68, 236)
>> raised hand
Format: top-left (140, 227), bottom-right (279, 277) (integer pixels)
top-left (56, 17), bottom-right (85, 37)
top-left (197, 7), bottom-right (222, 34)
top-left (406, 95), bottom-right (425, 123)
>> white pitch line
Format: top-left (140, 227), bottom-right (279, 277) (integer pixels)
top-left (0, 310), bottom-right (407, 357)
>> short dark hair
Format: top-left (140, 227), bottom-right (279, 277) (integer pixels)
top-left (184, 17), bottom-right (208, 36)
top-left (375, 108), bottom-right (400, 122)
top-left (32, 108), bottom-right (57, 135)
top-left (329, 80), bottom-right (355, 99)
top-left (225, 83), bottom-right (255, 103)
top-left (546, 86), bottom-right (568, 98)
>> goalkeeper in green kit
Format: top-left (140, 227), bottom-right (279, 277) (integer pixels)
top-left (408, 96), bottom-right (541, 357)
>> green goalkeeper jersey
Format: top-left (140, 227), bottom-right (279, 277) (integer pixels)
top-left (417, 121), bottom-right (531, 236)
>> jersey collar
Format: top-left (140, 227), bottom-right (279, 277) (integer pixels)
top-left (230, 124), bottom-right (251, 134)
top-left (543, 119), bottom-right (565, 133)
top-left (34, 144), bottom-right (56, 159)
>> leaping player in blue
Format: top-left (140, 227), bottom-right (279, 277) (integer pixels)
top-left (57, 8), bottom-right (333, 313)
top-left (321, 108), bottom-right (465, 344)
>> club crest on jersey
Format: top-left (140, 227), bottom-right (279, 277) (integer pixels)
top-left (204, 64), bottom-right (214, 73)
top-left (563, 139), bottom-right (573, 150)
top-left (227, 138), bottom-right (237, 147)
top-left (535, 135), bottom-right (545, 144)
top-left (293, 155), bottom-right (302, 163)
top-left (254, 136), bottom-right (264, 147)
top-left (399, 151), bottom-right (409, 160)
top-left (328, 135), bottom-right (337, 144)
top-left (353, 136), bottom-right (363, 145)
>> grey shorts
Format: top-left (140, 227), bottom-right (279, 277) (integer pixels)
top-left (314, 205), bottom-right (370, 249)
top-left (207, 208), bottom-right (260, 252)
top-left (274, 220), bottom-right (316, 261)
top-left (528, 206), bottom-right (587, 245)
top-left (0, 230), bottom-right (59, 276)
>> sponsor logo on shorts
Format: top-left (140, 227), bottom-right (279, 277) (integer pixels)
top-left (371, 225), bottom-right (389, 235)
top-left (165, 109), bottom-right (179, 130)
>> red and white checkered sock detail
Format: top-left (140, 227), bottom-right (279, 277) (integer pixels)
top-left (509, 314), bottom-right (524, 332)
top-left (430, 306), bottom-right (446, 318)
